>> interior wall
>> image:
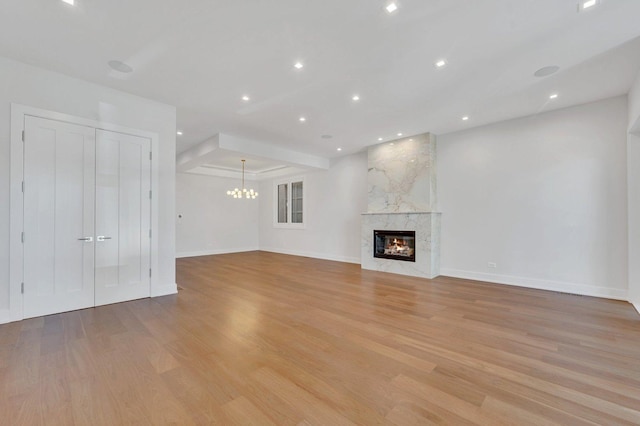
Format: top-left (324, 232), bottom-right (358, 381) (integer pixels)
top-left (438, 96), bottom-right (629, 299)
top-left (627, 71), bottom-right (640, 313)
top-left (0, 56), bottom-right (177, 318)
top-left (258, 153), bottom-right (368, 263)
top-left (176, 173), bottom-right (259, 257)
top-left (628, 132), bottom-right (640, 312)
top-left (629, 69), bottom-right (640, 131)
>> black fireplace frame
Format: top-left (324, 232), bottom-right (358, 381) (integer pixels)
top-left (373, 230), bottom-right (416, 262)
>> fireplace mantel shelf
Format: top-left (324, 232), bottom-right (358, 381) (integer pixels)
top-left (361, 212), bottom-right (442, 215)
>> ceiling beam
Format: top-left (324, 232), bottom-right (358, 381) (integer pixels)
top-left (176, 134), bottom-right (220, 173)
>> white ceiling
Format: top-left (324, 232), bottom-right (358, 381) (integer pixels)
top-left (1, 0), bottom-right (640, 169)
top-left (202, 155), bottom-right (286, 175)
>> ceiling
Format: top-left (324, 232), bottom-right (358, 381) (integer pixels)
top-left (2, 0), bottom-right (640, 172)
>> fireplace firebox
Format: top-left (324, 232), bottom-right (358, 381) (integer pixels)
top-left (373, 230), bottom-right (416, 262)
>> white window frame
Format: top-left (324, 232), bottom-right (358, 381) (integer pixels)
top-left (273, 176), bottom-right (305, 229)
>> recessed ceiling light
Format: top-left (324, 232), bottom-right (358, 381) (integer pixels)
top-left (385, 3), bottom-right (398, 13)
top-left (108, 60), bottom-right (133, 74)
top-left (534, 65), bottom-right (560, 78)
top-left (580, 0), bottom-right (599, 11)
top-left (299, 117), bottom-right (306, 122)
top-left (435, 59), bottom-right (447, 68)
top-left (61, 0), bottom-right (74, 5)
top-left (177, 131), bottom-right (183, 136)
top-left (294, 62), bottom-right (304, 70)
top-left (337, 148), bottom-right (342, 151)
top-left (321, 134), bottom-right (333, 139)
top-left (462, 116), bottom-right (469, 121)
top-left (352, 95), bottom-right (360, 101)
top-left (397, 132), bottom-right (403, 137)
top-left (378, 137), bottom-right (383, 141)
top-left (242, 95), bottom-right (250, 101)
top-left (549, 93), bottom-right (559, 100)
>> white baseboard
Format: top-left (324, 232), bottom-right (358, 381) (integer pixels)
top-left (176, 247), bottom-right (259, 258)
top-left (0, 286), bottom-right (178, 324)
top-left (151, 283), bottom-right (178, 298)
top-left (440, 268), bottom-right (628, 301)
top-left (632, 301), bottom-right (640, 315)
top-left (259, 247), bottom-right (360, 265)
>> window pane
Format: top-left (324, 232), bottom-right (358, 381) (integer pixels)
top-left (291, 181), bottom-right (303, 223)
top-left (277, 183), bottom-right (288, 223)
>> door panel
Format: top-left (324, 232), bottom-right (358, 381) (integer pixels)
top-left (23, 116), bottom-right (96, 319)
top-left (95, 130), bottom-right (151, 306)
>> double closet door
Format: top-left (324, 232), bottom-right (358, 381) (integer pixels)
top-left (22, 116), bottom-right (151, 319)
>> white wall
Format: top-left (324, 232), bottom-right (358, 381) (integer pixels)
top-left (629, 133), bottom-right (640, 312)
top-left (628, 71), bottom-right (640, 313)
top-left (176, 173), bottom-right (259, 257)
top-left (0, 56), bottom-right (176, 320)
top-left (629, 71), bottom-right (640, 132)
top-left (259, 153), bottom-right (368, 263)
top-left (438, 96), bottom-right (629, 299)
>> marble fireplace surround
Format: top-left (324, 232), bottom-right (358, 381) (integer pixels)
top-left (361, 212), bottom-right (441, 279)
top-left (361, 133), bottom-right (441, 279)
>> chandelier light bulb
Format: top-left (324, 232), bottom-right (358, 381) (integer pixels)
top-left (226, 159), bottom-right (259, 200)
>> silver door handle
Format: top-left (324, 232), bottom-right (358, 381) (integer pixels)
top-left (78, 237), bottom-right (93, 242)
top-left (96, 236), bottom-right (112, 241)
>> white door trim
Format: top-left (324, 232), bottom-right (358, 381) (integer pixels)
top-left (9, 103), bottom-right (160, 323)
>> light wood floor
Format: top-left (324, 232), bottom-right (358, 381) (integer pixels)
top-left (1, 251), bottom-right (640, 425)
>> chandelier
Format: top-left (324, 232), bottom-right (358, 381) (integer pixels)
top-left (226, 159), bottom-right (258, 199)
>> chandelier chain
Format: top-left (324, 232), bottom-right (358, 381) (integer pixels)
top-left (226, 159), bottom-right (258, 199)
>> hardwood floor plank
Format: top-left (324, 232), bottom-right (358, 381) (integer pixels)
top-left (6, 386), bottom-right (45, 426)
top-left (480, 396), bottom-right (568, 426)
top-left (1, 251), bottom-right (639, 424)
top-left (389, 373), bottom-right (495, 425)
top-left (432, 363), bottom-right (638, 426)
top-left (385, 403), bottom-right (440, 426)
top-left (220, 396), bottom-right (277, 426)
top-left (69, 375), bottom-right (119, 426)
top-left (251, 366), bottom-right (356, 426)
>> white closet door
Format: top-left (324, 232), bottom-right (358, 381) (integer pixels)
top-left (23, 116), bottom-right (96, 319)
top-left (95, 130), bottom-right (151, 306)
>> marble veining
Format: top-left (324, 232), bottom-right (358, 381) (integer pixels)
top-left (361, 132), bottom-right (441, 279)
top-left (367, 133), bottom-right (437, 213)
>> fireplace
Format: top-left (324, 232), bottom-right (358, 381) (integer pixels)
top-left (373, 230), bottom-right (416, 262)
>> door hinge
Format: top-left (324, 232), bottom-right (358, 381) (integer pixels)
top-left (21, 130), bottom-right (25, 142)
top-left (149, 151), bottom-right (152, 161)
top-left (21, 232), bottom-right (24, 243)
top-left (149, 268), bottom-right (152, 277)
top-left (21, 181), bottom-right (24, 193)
top-left (21, 283), bottom-right (24, 294)
top-left (149, 229), bottom-right (152, 238)
top-left (149, 190), bottom-right (152, 199)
